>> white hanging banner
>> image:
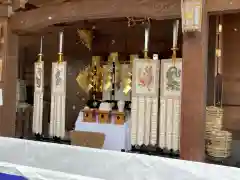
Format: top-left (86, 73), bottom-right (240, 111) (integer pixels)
top-left (159, 58), bottom-right (182, 151)
top-left (32, 61), bottom-right (44, 134)
top-left (49, 62), bottom-right (67, 138)
top-left (131, 56), bottom-right (160, 146)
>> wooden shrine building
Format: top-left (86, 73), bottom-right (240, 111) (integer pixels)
top-left (0, 0), bottom-right (240, 163)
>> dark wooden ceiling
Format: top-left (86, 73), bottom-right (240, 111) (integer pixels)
top-left (20, 18), bottom-right (181, 55)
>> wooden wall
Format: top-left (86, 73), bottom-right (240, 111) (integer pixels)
top-left (222, 13), bottom-right (240, 132)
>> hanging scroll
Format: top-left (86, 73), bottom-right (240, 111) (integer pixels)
top-left (49, 32), bottom-right (67, 138)
top-left (32, 36), bottom-right (44, 135)
top-left (130, 22), bottom-right (160, 146)
top-left (181, 0), bottom-right (203, 32)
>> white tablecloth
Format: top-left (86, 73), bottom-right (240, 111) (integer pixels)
top-left (0, 137), bottom-right (239, 180)
top-left (75, 112), bottom-right (131, 151)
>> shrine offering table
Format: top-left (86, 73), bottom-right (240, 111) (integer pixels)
top-left (75, 116), bottom-right (131, 151)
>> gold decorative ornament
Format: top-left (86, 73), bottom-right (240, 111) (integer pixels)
top-left (76, 66), bottom-right (91, 93)
top-left (76, 56), bottom-right (103, 94)
top-left (77, 29), bottom-right (93, 50)
top-left (90, 56), bottom-right (103, 92)
top-left (181, 0), bottom-right (203, 32)
top-left (123, 54), bottom-right (138, 95)
top-left (104, 52), bottom-right (121, 91)
top-left (127, 17), bottom-right (150, 27)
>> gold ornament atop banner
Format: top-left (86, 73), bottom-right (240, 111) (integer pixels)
top-left (58, 31), bottom-right (64, 63)
top-left (123, 54), bottom-right (138, 95)
top-left (181, 0), bottom-right (203, 32)
top-left (77, 29), bottom-right (92, 50)
top-left (104, 52), bottom-right (121, 91)
top-left (172, 20), bottom-right (179, 65)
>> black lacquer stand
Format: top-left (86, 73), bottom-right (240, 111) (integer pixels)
top-left (31, 133), bottom-right (70, 145)
top-left (128, 144), bottom-right (180, 158)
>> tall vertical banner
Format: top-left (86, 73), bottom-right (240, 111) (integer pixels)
top-left (49, 62), bottom-right (67, 138)
top-left (159, 58), bottom-right (182, 151)
top-left (32, 61), bottom-right (44, 134)
top-left (49, 31), bottom-right (66, 138)
top-left (33, 37), bottom-right (44, 135)
top-left (131, 56), bottom-right (160, 146)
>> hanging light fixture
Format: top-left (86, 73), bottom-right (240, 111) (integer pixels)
top-left (181, 0), bottom-right (203, 32)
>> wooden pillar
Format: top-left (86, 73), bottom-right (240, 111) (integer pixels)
top-left (180, 1), bottom-right (208, 161)
top-left (0, 14), bottom-right (18, 137)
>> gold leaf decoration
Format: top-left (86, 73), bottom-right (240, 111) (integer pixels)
top-left (104, 52), bottom-right (121, 91)
top-left (77, 29), bottom-right (93, 50)
top-left (123, 54), bottom-right (138, 95)
top-left (76, 66), bottom-right (91, 93)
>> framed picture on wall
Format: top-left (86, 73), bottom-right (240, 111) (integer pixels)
top-left (132, 58), bottom-right (160, 97)
top-left (160, 58), bottom-right (182, 97)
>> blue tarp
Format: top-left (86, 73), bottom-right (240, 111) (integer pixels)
top-left (0, 173), bottom-right (27, 180)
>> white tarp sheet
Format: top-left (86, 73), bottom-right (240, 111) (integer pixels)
top-left (0, 137), bottom-right (238, 180)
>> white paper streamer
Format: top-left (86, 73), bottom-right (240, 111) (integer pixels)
top-left (150, 98), bottom-right (158, 145)
top-left (166, 99), bottom-right (173, 150)
top-left (144, 97), bottom-right (152, 145)
top-left (159, 98), bottom-right (166, 148)
top-left (172, 99), bottom-right (181, 151)
top-left (130, 97), bottom-right (138, 145)
top-left (137, 97), bottom-right (145, 145)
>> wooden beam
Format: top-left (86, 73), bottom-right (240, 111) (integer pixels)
top-left (9, 0), bottom-right (240, 34)
top-left (207, 0), bottom-right (240, 13)
top-left (9, 0), bottom-right (180, 33)
top-left (180, 1), bottom-right (208, 161)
